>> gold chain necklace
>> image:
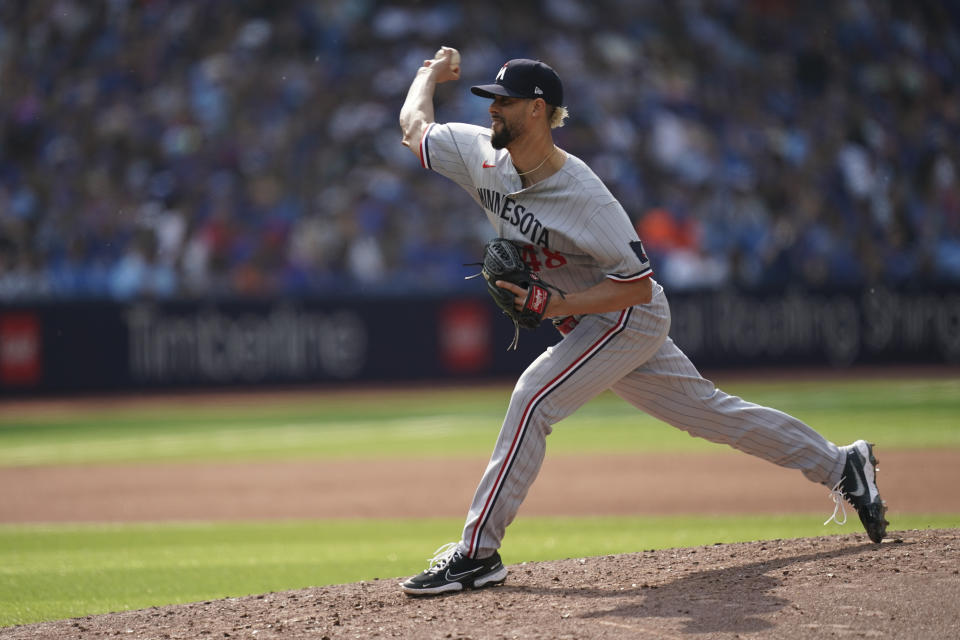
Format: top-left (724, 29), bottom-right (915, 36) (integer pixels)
top-left (516, 147), bottom-right (556, 176)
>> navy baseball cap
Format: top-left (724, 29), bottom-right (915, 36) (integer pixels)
top-left (471, 59), bottom-right (564, 106)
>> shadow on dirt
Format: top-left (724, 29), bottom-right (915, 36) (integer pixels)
top-left (503, 542), bottom-right (878, 634)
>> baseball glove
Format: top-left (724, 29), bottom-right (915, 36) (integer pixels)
top-left (469, 238), bottom-right (565, 350)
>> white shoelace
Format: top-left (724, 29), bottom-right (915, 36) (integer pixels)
top-left (426, 542), bottom-right (460, 572)
top-left (823, 478), bottom-right (848, 526)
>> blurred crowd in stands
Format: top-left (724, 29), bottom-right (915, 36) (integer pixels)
top-left (1, 0), bottom-right (958, 301)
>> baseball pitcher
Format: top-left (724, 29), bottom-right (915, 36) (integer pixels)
top-left (397, 46), bottom-right (888, 595)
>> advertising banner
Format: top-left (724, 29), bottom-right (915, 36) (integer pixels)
top-left (1, 287), bottom-right (956, 396)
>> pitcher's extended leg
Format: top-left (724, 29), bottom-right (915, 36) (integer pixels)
top-left (611, 337), bottom-right (845, 485)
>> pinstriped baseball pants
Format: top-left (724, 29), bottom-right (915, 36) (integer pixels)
top-left (460, 286), bottom-right (847, 559)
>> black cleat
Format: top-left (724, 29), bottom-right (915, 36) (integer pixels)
top-left (400, 543), bottom-right (507, 596)
top-left (838, 440), bottom-right (889, 543)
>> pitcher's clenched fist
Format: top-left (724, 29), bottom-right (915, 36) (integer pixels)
top-left (422, 46), bottom-right (460, 83)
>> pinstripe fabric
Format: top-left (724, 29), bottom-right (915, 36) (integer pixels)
top-left (419, 120), bottom-right (847, 560)
top-left (423, 123), bottom-right (652, 313)
top-left (463, 291), bottom-right (675, 557)
top-left (610, 339), bottom-right (844, 484)
top-left (464, 307), bottom-right (641, 557)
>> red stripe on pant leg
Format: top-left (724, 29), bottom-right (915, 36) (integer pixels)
top-left (466, 310), bottom-right (629, 557)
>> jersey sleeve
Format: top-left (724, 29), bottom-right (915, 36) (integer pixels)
top-left (419, 122), bottom-right (487, 194)
top-left (579, 201), bottom-right (653, 282)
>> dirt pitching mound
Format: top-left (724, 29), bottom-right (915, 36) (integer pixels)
top-left (4, 528), bottom-right (958, 640)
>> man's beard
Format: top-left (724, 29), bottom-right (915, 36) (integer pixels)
top-left (490, 120), bottom-right (516, 150)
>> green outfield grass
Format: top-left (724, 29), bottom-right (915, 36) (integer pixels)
top-left (3, 514), bottom-right (960, 628)
top-left (1, 377), bottom-right (958, 466)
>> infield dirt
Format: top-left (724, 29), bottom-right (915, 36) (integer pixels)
top-left (2, 529), bottom-right (957, 640)
top-left (2, 449), bottom-right (959, 522)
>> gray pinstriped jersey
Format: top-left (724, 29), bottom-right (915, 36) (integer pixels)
top-left (421, 122), bottom-right (652, 305)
